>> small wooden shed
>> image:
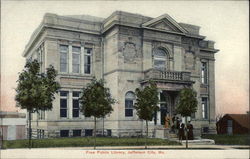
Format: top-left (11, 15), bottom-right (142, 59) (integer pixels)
top-left (216, 114), bottom-right (250, 135)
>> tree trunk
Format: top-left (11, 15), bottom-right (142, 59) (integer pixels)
top-left (102, 117), bottom-right (104, 137)
top-left (28, 111), bottom-right (32, 149)
top-left (145, 120), bottom-right (148, 149)
top-left (94, 117), bottom-right (96, 149)
top-left (185, 116), bottom-right (188, 149)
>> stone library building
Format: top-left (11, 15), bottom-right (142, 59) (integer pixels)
top-left (23, 11), bottom-right (219, 138)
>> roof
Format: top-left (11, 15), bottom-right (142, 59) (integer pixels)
top-left (64, 14), bottom-right (105, 22)
top-left (226, 114), bottom-right (250, 129)
top-left (22, 10), bottom-right (218, 57)
top-left (142, 13), bottom-right (188, 34)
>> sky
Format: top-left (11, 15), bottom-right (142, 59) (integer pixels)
top-left (1, 1), bottom-right (249, 115)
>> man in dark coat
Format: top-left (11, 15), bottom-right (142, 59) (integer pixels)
top-left (178, 123), bottom-right (185, 141)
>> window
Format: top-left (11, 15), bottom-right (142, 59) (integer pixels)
top-left (201, 62), bottom-right (208, 84)
top-left (227, 120), bottom-right (233, 127)
top-left (125, 91), bottom-right (135, 117)
top-left (191, 112), bottom-right (195, 119)
top-left (37, 43), bottom-right (44, 72)
top-left (85, 129), bottom-right (93, 136)
top-left (60, 130), bottom-right (69, 137)
top-left (37, 129), bottom-right (40, 139)
top-left (60, 45), bottom-right (68, 72)
top-left (202, 97), bottom-right (208, 119)
top-left (202, 127), bottom-right (209, 133)
top-left (38, 110), bottom-right (45, 120)
top-left (84, 48), bottom-right (92, 74)
top-left (107, 129), bottom-right (112, 137)
top-left (153, 48), bottom-right (167, 71)
top-left (73, 130), bottom-right (81, 137)
top-left (37, 129), bottom-right (44, 139)
top-left (27, 128), bottom-right (32, 138)
top-left (41, 130), bottom-right (44, 138)
top-left (60, 91), bottom-right (68, 118)
top-left (72, 91), bottom-right (80, 118)
top-left (72, 46), bottom-right (81, 73)
top-left (30, 112), bottom-right (33, 120)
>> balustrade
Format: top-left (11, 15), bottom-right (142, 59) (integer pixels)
top-left (144, 69), bottom-right (191, 81)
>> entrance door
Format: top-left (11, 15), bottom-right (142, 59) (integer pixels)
top-left (7, 125), bottom-right (16, 140)
top-left (159, 91), bottom-right (168, 125)
top-left (157, 91), bottom-right (178, 125)
top-left (160, 91), bottom-right (171, 125)
top-left (227, 120), bottom-right (233, 134)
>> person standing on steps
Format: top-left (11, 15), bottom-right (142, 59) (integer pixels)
top-left (178, 123), bottom-right (185, 142)
top-left (187, 121), bottom-right (194, 140)
top-left (176, 117), bottom-right (180, 135)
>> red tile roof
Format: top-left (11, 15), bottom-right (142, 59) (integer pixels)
top-left (227, 114), bottom-right (250, 129)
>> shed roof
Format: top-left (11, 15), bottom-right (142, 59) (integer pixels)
top-left (226, 114), bottom-right (250, 129)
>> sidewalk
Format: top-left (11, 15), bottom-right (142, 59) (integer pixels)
top-left (30, 144), bottom-right (250, 150)
top-left (1, 144), bottom-right (249, 150)
top-left (1, 145), bottom-right (249, 159)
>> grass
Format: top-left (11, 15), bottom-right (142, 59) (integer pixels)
top-left (202, 134), bottom-right (250, 145)
top-left (2, 137), bottom-right (181, 149)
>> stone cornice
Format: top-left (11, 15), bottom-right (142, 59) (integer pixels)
top-left (142, 26), bottom-right (185, 36)
top-left (102, 21), bottom-right (141, 34)
top-left (23, 12), bottom-right (218, 58)
top-left (200, 48), bottom-right (219, 53)
top-left (143, 36), bottom-right (182, 45)
top-left (23, 24), bottom-right (102, 57)
top-left (102, 10), bottom-right (151, 29)
top-left (140, 78), bottom-right (195, 85)
top-left (104, 69), bottom-right (143, 76)
top-left (44, 36), bottom-right (101, 45)
top-left (22, 24), bottom-right (45, 57)
top-left (45, 24), bottom-right (101, 35)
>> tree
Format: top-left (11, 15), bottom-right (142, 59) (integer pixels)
top-left (79, 79), bottom-right (115, 149)
top-left (175, 87), bottom-right (198, 149)
top-left (15, 60), bottom-right (60, 148)
top-left (134, 81), bottom-right (159, 149)
top-left (216, 113), bottom-right (224, 134)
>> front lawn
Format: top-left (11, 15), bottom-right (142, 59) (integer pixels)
top-left (202, 134), bottom-right (250, 145)
top-left (2, 137), bottom-right (180, 149)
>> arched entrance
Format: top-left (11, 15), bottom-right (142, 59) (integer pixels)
top-left (154, 91), bottom-right (179, 126)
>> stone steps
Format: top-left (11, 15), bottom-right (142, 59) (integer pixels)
top-left (166, 133), bottom-right (178, 139)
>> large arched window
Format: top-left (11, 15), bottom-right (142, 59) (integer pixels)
top-left (125, 91), bottom-right (135, 117)
top-left (153, 48), bottom-right (168, 70)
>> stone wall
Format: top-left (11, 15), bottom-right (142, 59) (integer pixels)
top-left (23, 11), bottom-right (218, 138)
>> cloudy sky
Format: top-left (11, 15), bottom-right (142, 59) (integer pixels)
top-left (1, 1), bottom-right (249, 115)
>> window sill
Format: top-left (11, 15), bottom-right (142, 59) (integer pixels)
top-left (58, 73), bottom-right (94, 79)
top-left (200, 84), bottom-right (209, 87)
top-left (125, 116), bottom-right (134, 118)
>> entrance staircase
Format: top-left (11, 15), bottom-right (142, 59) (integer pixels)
top-left (154, 127), bottom-right (178, 140)
top-left (154, 127), bottom-right (215, 145)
